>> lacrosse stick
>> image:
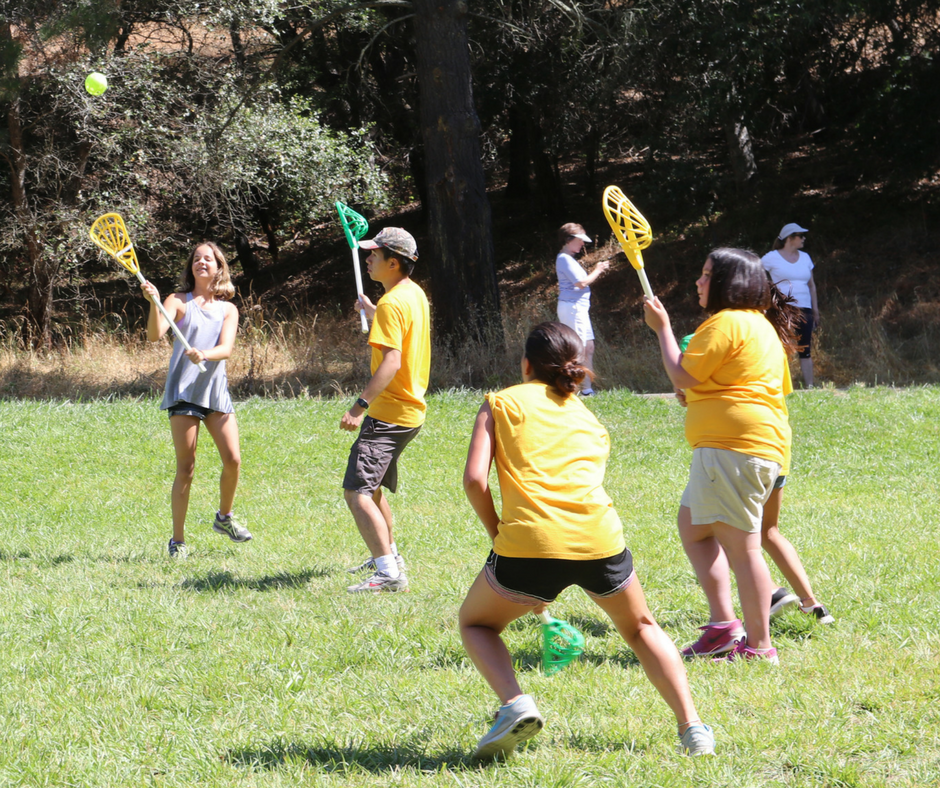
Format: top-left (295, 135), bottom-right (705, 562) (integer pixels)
top-left (679, 333), bottom-right (695, 353)
top-left (89, 213), bottom-right (206, 372)
top-left (537, 610), bottom-right (585, 676)
top-left (602, 185), bottom-right (654, 300)
top-left (335, 201), bottom-right (370, 333)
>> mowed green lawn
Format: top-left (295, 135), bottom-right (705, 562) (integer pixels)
top-left (0, 387), bottom-right (937, 787)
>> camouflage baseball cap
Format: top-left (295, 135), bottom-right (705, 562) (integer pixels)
top-left (359, 227), bottom-right (418, 261)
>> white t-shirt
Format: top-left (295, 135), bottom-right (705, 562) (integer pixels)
top-left (761, 250), bottom-right (814, 309)
top-left (556, 252), bottom-right (590, 305)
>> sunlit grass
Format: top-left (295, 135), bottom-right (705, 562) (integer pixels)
top-left (0, 387), bottom-right (937, 786)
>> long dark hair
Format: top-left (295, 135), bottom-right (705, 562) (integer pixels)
top-left (705, 248), bottom-right (799, 351)
top-left (524, 322), bottom-right (592, 396)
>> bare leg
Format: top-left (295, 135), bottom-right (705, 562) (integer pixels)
top-left (459, 572), bottom-right (533, 704)
top-left (584, 339), bottom-right (596, 372)
top-left (678, 506), bottom-right (736, 623)
top-left (344, 487), bottom-right (393, 558)
top-left (203, 412), bottom-right (241, 516)
top-left (711, 521), bottom-right (774, 650)
top-left (761, 488), bottom-right (818, 605)
top-left (594, 578), bottom-right (701, 730)
top-left (800, 357), bottom-right (814, 387)
top-left (169, 415), bottom-right (200, 543)
top-left (374, 488), bottom-right (395, 547)
top-left (582, 339), bottom-right (597, 392)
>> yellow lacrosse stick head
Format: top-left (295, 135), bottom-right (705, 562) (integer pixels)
top-left (89, 213), bottom-right (140, 274)
top-left (602, 185), bottom-right (652, 271)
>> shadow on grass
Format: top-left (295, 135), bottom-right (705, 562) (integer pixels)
top-left (180, 567), bottom-right (331, 592)
top-left (0, 550), bottom-right (76, 565)
top-left (228, 740), bottom-right (481, 773)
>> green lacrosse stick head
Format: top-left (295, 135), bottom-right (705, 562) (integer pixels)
top-left (542, 617), bottom-right (586, 676)
top-left (335, 201), bottom-right (369, 249)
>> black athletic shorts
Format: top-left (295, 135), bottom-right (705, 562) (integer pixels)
top-left (797, 308), bottom-right (814, 359)
top-left (167, 401), bottom-right (214, 420)
top-left (483, 548), bottom-right (635, 605)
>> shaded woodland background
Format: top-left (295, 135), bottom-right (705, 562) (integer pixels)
top-left (2, 1), bottom-right (938, 395)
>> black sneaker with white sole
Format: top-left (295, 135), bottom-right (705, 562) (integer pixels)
top-left (800, 603), bottom-right (835, 624)
top-left (770, 587), bottom-right (800, 617)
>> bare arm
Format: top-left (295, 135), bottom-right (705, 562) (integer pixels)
top-left (809, 275), bottom-right (819, 325)
top-left (573, 259), bottom-right (610, 289)
top-left (141, 281), bottom-right (184, 343)
top-left (643, 296), bottom-right (703, 390)
top-left (356, 293), bottom-right (377, 319)
top-left (463, 401), bottom-right (500, 540)
top-left (339, 346), bottom-right (402, 431)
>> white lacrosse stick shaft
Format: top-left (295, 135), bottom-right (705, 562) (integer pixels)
top-left (136, 268), bottom-right (207, 373)
top-left (637, 268), bottom-right (654, 300)
top-left (351, 244), bottom-right (368, 334)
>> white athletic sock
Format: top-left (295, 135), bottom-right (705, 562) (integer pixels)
top-left (375, 554), bottom-right (400, 578)
top-left (389, 541), bottom-right (399, 556)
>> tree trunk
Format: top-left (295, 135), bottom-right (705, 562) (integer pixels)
top-left (725, 113), bottom-right (758, 187)
top-left (411, 0), bottom-right (502, 346)
top-left (505, 101), bottom-right (530, 199)
top-left (5, 88), bottom-right (54, 348)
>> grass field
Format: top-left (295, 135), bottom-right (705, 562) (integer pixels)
top-left (0, 387), bottom-right (938, 787)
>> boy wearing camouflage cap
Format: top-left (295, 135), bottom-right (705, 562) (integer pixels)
top-left (339, 227), bottom-right (431, 593)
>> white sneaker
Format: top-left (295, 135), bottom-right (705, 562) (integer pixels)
top-left (678, 723), bottom-right (715, 756)
top-left (347, 571), bottom-right (409, 593)
top-left (474, 695), bottom-right (544, 759)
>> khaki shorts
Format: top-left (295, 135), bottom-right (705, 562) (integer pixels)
top-left (680, 447), bottom-right (780, 533)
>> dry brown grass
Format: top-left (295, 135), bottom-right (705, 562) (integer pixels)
top-left (2, 288), bottom-right (937, 401)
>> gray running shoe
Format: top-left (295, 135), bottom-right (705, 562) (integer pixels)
top-left (770, 587), bottom-right (800, 617)
top-left (474, 694), bottom-right (544, 759)
top-left (213, 512), bottom-right (252, 542)
top-left (678, 724), bottom-right (715, 756)
top-left (347, 554), bottom-right (406, 574)
top-left (347, 571), bottom-right (409, 593)
top-left (168, 539), bottom-right (188, 559)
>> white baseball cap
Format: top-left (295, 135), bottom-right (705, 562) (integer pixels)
top-left (778, 223), bottom-right (809, 240)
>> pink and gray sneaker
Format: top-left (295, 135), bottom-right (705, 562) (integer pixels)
top-left (681, 619), bottom-right (745, 657)
top-left (713, 638), bottom-right (779, 665)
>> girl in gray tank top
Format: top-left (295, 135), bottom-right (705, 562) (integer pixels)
top-left (141, 242), bottom-right (252, 558)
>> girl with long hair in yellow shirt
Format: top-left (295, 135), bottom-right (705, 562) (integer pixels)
top-left (460, 322), bottom-right (713, 760)
top-left (644, 248), bottom-right (801, 664)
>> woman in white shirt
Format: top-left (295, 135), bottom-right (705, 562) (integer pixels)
top-left (761, 223), bottom-right (819, 387)
top-left (555, 223), bottom-right (609, 395)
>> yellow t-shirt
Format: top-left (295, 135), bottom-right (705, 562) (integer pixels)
top-left (681, 309), bottom-right (792, 471)
top-left (487, 381), bottom-right (626, 560)
top-left (368, 279), bottom-right (431, 428)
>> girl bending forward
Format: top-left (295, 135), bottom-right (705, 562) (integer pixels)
top-left (460, 322), bottom-right (714, 759)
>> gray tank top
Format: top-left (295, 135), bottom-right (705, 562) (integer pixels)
top-left (160, 292), bottom-right (234, 413)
